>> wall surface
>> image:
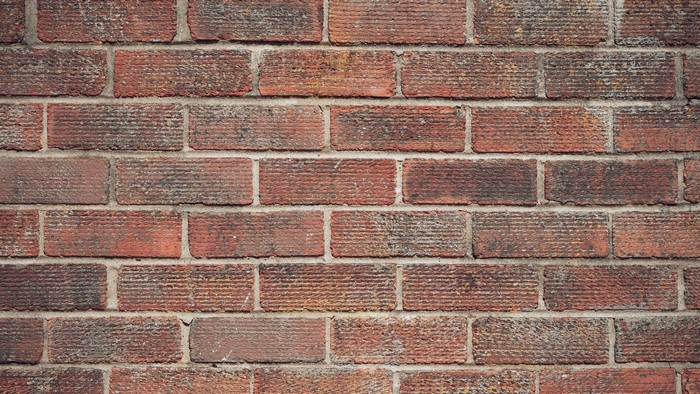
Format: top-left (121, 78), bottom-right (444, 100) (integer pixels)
top-left (0, 0), bottom-right (699, 392)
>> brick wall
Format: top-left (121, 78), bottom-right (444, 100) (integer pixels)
top-left (1, 0), bottom-right (699, 393)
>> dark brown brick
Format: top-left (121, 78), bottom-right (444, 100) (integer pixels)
top-left (0, 368), bottom-right (104, 393)
top-left (400, 370), bottom-right (535, 394)
top-left (0, 319), bottom-right (43, 364)
top-left (684, 370), bottom-right (700, 394)
top-left (613, 212), bottom-right (700, 258)
top-left (0, 104), bottom-right (42, 151)
top-left (615, 106), bottom-right (700, 152)
top-left (687, 55), bottom-right (700, 99)
top-left (0, 0), bottom-right (23, 42)
top-left (0, 210), bottom-right (38, 257)
top-left (617, 0), bottom-right (700, 45)
top-left (111, 367), bottom-right (249, 394)
top-left (540, 369), bottom-right (677, 394)
top-left (615, 317), bottom-right (700, 362)
top-left (255, 368), bottom-right (393, 394)
top-left (686, 160), bottom-right (700, 203)
top-left (686, 267), bottom-right (700, 310)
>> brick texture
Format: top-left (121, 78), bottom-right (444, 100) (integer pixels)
top-left (685, 159), bottom-right (700, 203)
top-left (255, 368), bottom-right (393, 394)
top-left (0, 368), bottom-right (104, 393)
top-left (617, 0), bottom-right (700, 45)
top-left (111, 367), bottom-right (249, 394)
top-left (613, 212), bottom-right (700, 258)
top-left (615, 106), bottom-right (700, 152)
top-left (0, 104), bottom-right (42, 151)
top-left (687, 55), bottom-right (700, 98)
top-left (0, 0), bottom-right (23, 42)
top-left (0, 318), bottom-right (43, 364)
top-left (686, 268), bottom-right (700, 310)
top-left (684, 370), bottom-right (700, 394)
top-left (540, 369), bottom-right (677, 394)
top-left (0, 210), bottom-right (38, 257)
top-left (400, 370), bottom-right (535, 394)
top-left (615, 317), bottom-right (700, 362)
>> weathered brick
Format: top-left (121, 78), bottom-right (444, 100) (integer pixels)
top-left (0, 319), bottom-right (43, 364)
top-left (330, 106), bottom-right (466, 152)
top-left (255, 368), bottom-right (393, 394)
top-left (545, 53), bottom-right (675, 99)
top-left (400, 370), bottom-right (535, 394)
top-left (114, 50), bottom-right (251, 97)
top-left (44, 210), bottom-right (181, 258)
top-left (0, 210), bottom-right (38, 257)
top-left (111, 367), bottom-right (249, 394)
top-left (0, 104), bottom-right (42, 151)
top-left (615, 317), bottom-right (700, 362)
top-left (613, 212), bottom-right (700, 258)
top-left (260, 263), bottom-right (395, 312)
top-left (260, 159), bottom-right (396, 205)
top-left (685, 160), bottom-right (700, 203)
top-left (403, 159), bottom-right (537, 205)
top-left (540, 369), bottom-right (677, 394)
top-left (189, 0), bottom-right (323, 42)
top-left (402, 52), bottom-right (538, 98)
top-left (473, 318), bottom-right (609, 365)
top-left (190, 318), bottom-right (325, 363)
top-left (0, 157), bottom-right (109, 204)
top-left (473, 213), bottom-right (610, 258)
top-left (402, 264), bottom-right (539, 311)
top-left (48, 317), bottom-right (181, 363)
top-left (118, 265), bottom-right (254, 312)
top-left (189, 105), bottom-right (324, 151)
top-left (0, 264), bottom-right (106, 311)
top-left (684, 370), bottom-right (700, 394)
top-left (0, 0), bottom-right (23, 42)
top-left (686, 268), bottom-right (700, 310)
top-left (617, 0), bottom-right (700, 45)
top-left (258, 50), bottom-right (396, 97)
top-left (188, 211), bottom-right (323, 258)
top-left (331, 211), bottom-right (469, 257)
top-left (329, 0), bottom-right (466, 44)
top-left (615, 106), bottom-right (700, 152)
top-left (687, 55), bottom-right (700, 99)
top-left (0, 368), bottom-right (104, 393)
top-left (332, 316), bottom-right (468, 364)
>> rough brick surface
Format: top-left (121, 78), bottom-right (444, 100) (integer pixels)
top-left (0, 210), bottom-right (38, 257)
top-left (0, 318), bottom-right (43, 364)
top-left (684, 370), bottom-right (700, 394)
top-left (613, 212), bottom-right (700, 258)
top-left (685, 160), bottom-right (700, 203)
top-left (615, 317), bottom-right (700, 362)
top-left (615, 106), bottom-right (700, 152)
top-left (617, 0), bottom-right (700, 45)
top-left (111, 367), bottom-right (249, 394)
top-left (540, 369), bottom-right (677, 394)
top-left (0, 368), bottom-right (104, 393)
top-left (0, 104), bottom-right (42, 151)
top-left (687, 55), bottom-right (700, 99)
top-left (400, 370), bottom-right (535, 394)
top-left (686, 268), bottom-right (700, 310)
top-left (0, 0), bottom-right (23, 42)
top-left (255, 368), bottom-right (393, 394)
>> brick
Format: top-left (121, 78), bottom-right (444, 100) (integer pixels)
top-left (38, 0), bottom-right (176, 43)
top-left (402, 52), bottom-right (538, 98)
top-left (615, 106), bottom-right (700, 152)
top-left (686, 160), bottom-right (700, 203)
top-left (189, 105), bottom-right (324, 151)
top-left (0, 104), bottom-right (42, 151)
top-left (260, 159), bottom-right (396, 205)
top-left (686, 268), bottom-right (700, 310)
top-left (473, 213), bottom-right (609, 258)
top-left (0, 264), bottom-right (106, 311)
top-left (48, 104), bottom-right (184, 151)
top-left (474, 0), bottom-right (607, 46)
top-left (544, 266), bottom-right (677, 311)
top-left (0, 49), bottom-right (106, 96)
top-left (0, 319), bottom-right (43, 364)
top-left (111, 367), bottom-right (249, 394)
top-left (259, 263), bottom-right (395, 312)
top-left (403, 159), bottom-right (537, 205)
top-left (684, 370), bottom-right (700, 394)
top-left (0, 368), bottom-right (104, 393)
top-left (114, 50), bottom-right (251, 97)
top-left (471, 107), bottom-right (607, 153)
top-left (540, 369), bottom-right (677, 394)
top-left (402, 264), bottom-right (539, 311)
top-left (118, 265), bottom-right (254, 312)
top-left (0, 0), bottom-right (23, 42)
top-left (0, 157), bottom-right (109, 204)
top-left (189, 211), bottom-right (323, 258)
top-left (258, 50), bottom-right (395, 97)
top-left (116, 158), bottom-right (253, 205)
top-left (44, 210), bottom-right (181, 258)
top-left (0, 210), bottom-right (38, 257)
top-left (332, 316), bottom-right (468, 364)
top-left (255, 368), bottom-right (393, 394)
top-left (617, 0), bottom-right (700, 45)
top-left (331, 211), bottom-right (469, 257)
top-left (545, 53), bottom-right (675, 99)
top-left (189, 0), bottom-right (322, 42)
top-left (400, 370), bottom-right (535, 394)
top-left (614, 212), bottom-right (700, 258)
top-left (48, 317), bottom-right (181, 363)
top-left (330, 106), bottom-right (466, 152)
top-left (190, 318), bottom-right (325, 363)
top-left (473, 318), bottom-right (609, 365)
top-left (615, 317), bottom-right (700, 362)
top-left (329, 0), bottom-right (466, 44)
top-left (545, 160), bottom-right (678, 205)
top-left (687, 55), bottom-right (700, 99)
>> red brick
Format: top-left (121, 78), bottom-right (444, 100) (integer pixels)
top-left (687, 55), bottom-right (700, 99)
top-left (118, 265), bottom-right (254, 312)
top-left (0, 0), bottom-right (23, 42)
top-left (0, 104), bottom-right (42, 151)
top-left (329, 0), bottom-right (466, 44)
top-left (613, 212), bottom-right (700, 258)
top-left (48, 104), bottom-right (184, 151)
top-left (38, 0), bottom-right (176, 42)
top-left (684, 370), bottom-right (700, 394)
top-left (473, 213), bottom-right (610, 258)
top-left (0, 49), bottom-right (106, 96)
top-left (403, 159), bottom-right (537, 205)
top-left (540, 369), bottom-right (677, 394)
top-left (686, 160), bottom-right (700, 203)
top-left (111, 367), bottom-right (249, 394)
top-left (0, 368), bottom-right (104, 393)
top-left (48, 317), bottom-right (181, 363)
top-left (260, 159), bottom-right (396, 205)
top-left (0, 264), bottom-right (106, 311)
top-left (259, 263), bottom-right (395, 312)
top-left (402, 264), bottom-right (538, 311)
top-left (330, 106), bottom-right (466, 152)
top-left (189, 211), bottom-right (323, 258)
top-left (255, 368), bottom-right (393, 394)
top-left (545, 160), bottom-right (678, 205)
top-left (400, 370), bottom-right (535, 394)
top-left (402, 52), bottom-right (538, 98)
top-left (0, 210), bottom-right (38, 257)
top-left (617, 0), bottom-right (700, 45)
top-left (0, 157), bottom-right (109, 204)
top-left (189, 0), bottom-right (322, 42)
top-left (332, 316), bottom-right (468, 364)
top-left (474, 0), bottom-right (607, 46)
top-left (545, 53), bottom-right (675, 99)
top-left (44, 210), bottom-right (181, 258)
top-left (190, 318), bottom-right (325, 363)
top-left (615, 106), bottom-right (700, 152)
top-left (471, 107), bottom-right (607, 153)
top-left (686, 268), bottom-right (700, 310)
top-left (544, 266), bottom-right (677, 311)
top-left (114, 50), bottom-right (251, 97)
top-left (473, 318), bottom-right (609, 365)
top-left (0, 319), bottom-right (43, 364)
top-left (258, 50), bottom-right (395, 97)
top-left (189, 105), bottom-right (324, 151)
top-left (331, 211), bottom-right (469, 257)
top-left (615, 317), bottom-right (700, 362)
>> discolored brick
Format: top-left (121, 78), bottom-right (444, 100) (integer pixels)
top-left (540, 369), bottom-right (676, 394)
top-left (0, 319), bottom-right (43, 364)
top-left (0, 368), bottom-right (104, 393)
top-left (400, 370), bottom-right (535, 394)
top-left (111, 367), bottom-right (249, 394)
top-left (0, 104), bottom-right (42, 151)
top-left (615, 317), bottom-right (700, 362)
top-left (613, 212), bottom-right (700, 258)
top-left (0, 0), bottom-right (23, 42)
top-left (255, 368), bottom-right (393, 394)
top-left (0, 210), bottom-right (38, 257)
top-left (615, 106), bottom-right (700, 152)
top-left (617, 0), bottom-right (700, 45)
